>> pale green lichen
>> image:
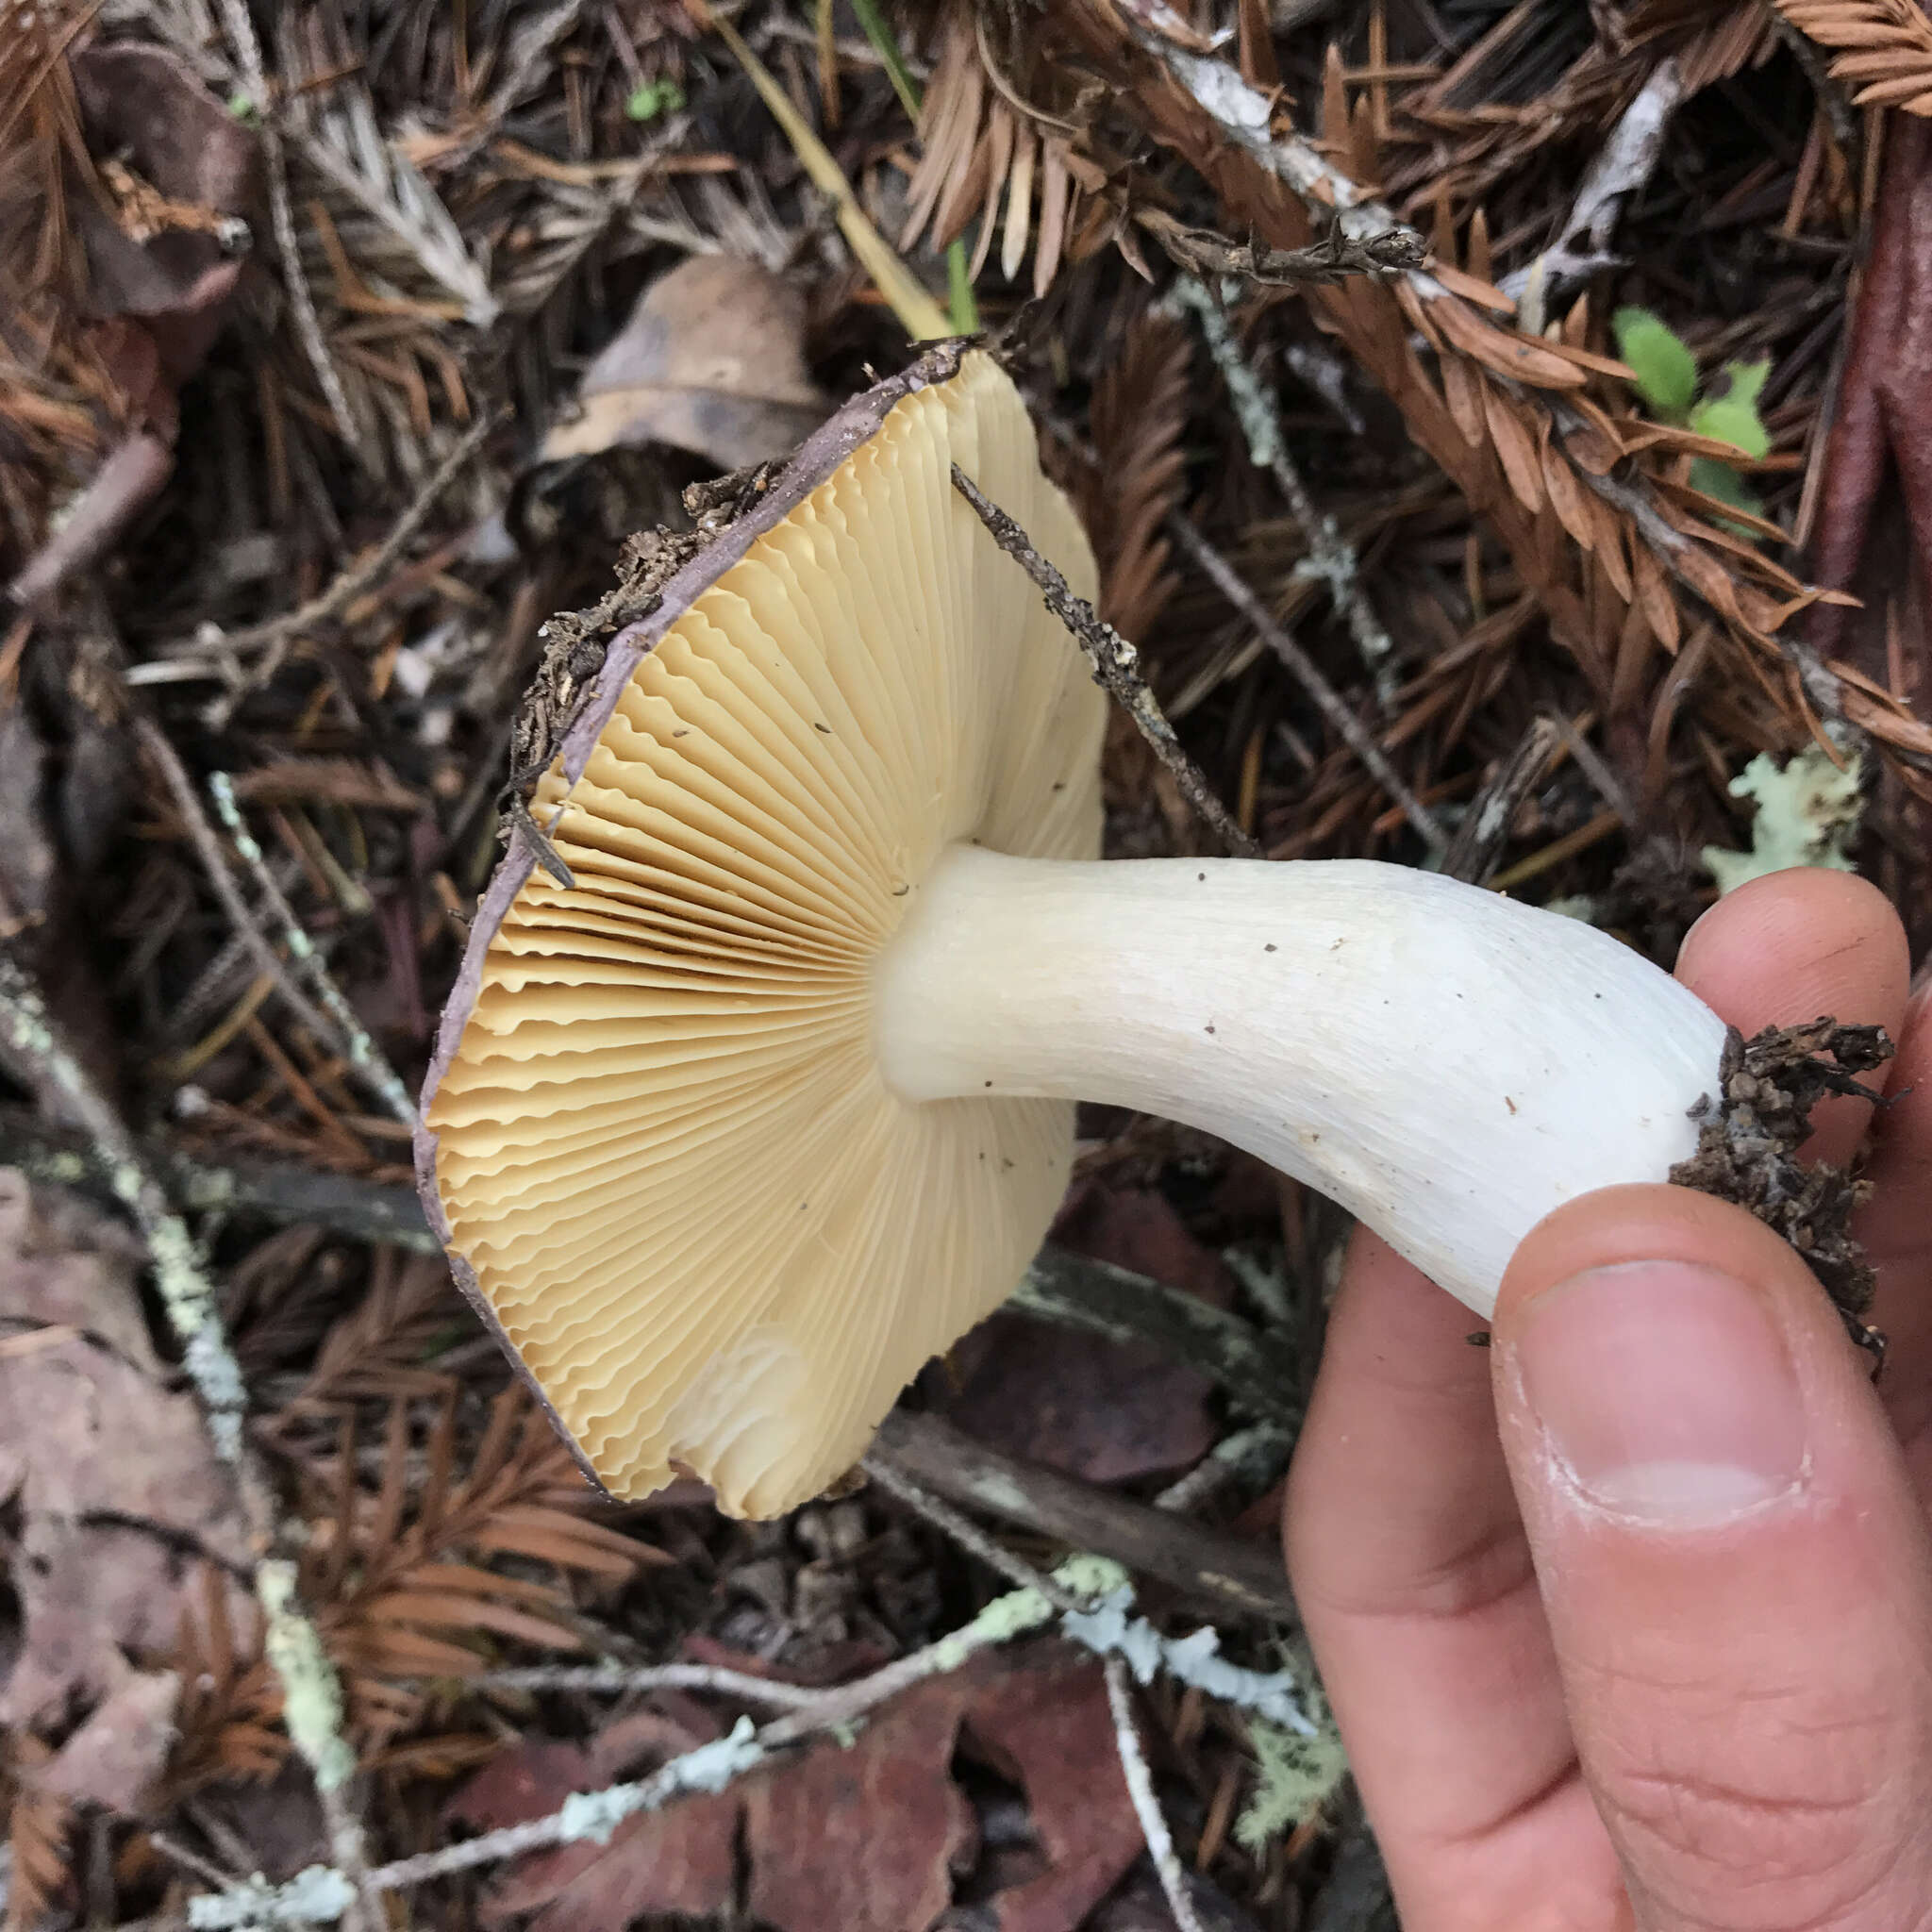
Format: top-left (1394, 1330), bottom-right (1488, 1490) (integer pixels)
top-left (258, 1560), bottom-right (357, 1793)
top-left (558, 1717), bottom-right (763, 1845)
top-left (1060, 1580), bottom-right (1316, 1734)
top-left (1702, 735), bottom-right (1864, 894)
top-left (1234, 1705), bottom-right (1349, 1853)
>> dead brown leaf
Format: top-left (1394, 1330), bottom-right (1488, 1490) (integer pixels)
top-left (540, 255), bottom-right (829, 469)
top-left (941, 1184), bottom-right (1231, 1485)
top-left (0, 1172), bottom-right (250, 1804)
top-left (961, 1648), bottom-right (1145, 1932)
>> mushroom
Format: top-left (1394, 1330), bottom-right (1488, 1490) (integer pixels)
top-left (418, 341), bottom-right (1727, 1519)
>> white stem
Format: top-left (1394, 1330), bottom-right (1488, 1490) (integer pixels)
top-left (874, 848), bottom-right (1728, 1318)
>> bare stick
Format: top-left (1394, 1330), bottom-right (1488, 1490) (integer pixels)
top-left (1161, 508), bottom-right (1447, 853)
top-left (215, 0), bottom-right (367, 465)
top-left (1139, 208), bottom-right (1425, 288)
top-left (208, 774), bottom-right (417, 1127)
top-left (460, 1662), bottom-right (828, 1706)
top-left (1438, 716), bottom-right (1562, 885)
top-left (175, 410), bottom-right (495, 660)
top-left (138, 724), bottom-right (364, 1079)
top-left (872, 1411), bottom-right (1295, 1622)
top-left (1173, 276), bottom-right (1403, 712)
top-left (860, 1443), bottom-right (1090, 1612)
top-left (1107, 1656), bottom-right (1211, 1932)
top-left (950, 464), bottom-right (1259, 858)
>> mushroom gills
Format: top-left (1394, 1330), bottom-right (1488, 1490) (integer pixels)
top-left (873, 844), bottom-right (1728, 1320)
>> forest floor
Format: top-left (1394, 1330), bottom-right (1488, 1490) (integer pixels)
top-left (2, 0), bottom-right (1929, 1927)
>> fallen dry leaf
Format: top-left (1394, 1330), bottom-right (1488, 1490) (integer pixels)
top-left (539, 254), bottom-right (830, 469)
top-left (941, 1184), bottom-right (1233, 1484)
top-left (34, 1669), bottom-right (181, 1816)
top-left (960, 1648), bottom-right (1145, 1932)
top-left (0, 1172), bottom-right (251, 1783)
top-left (452, 1718), bottom-right (739, 1930)
top-left (744, 1677), bottom-right (977, 1932)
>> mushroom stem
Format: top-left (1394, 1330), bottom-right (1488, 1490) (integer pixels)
top-left (873, 845), bottom-right (1728, 1318)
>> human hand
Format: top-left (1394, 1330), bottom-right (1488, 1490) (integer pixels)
top-left (1284, 867), bottom-right (1932, 1930)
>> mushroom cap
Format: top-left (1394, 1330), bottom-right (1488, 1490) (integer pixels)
top-left (418, 345), bottom-right (1107, 1517)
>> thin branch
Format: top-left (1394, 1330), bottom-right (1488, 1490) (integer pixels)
top-left (950, 464), bottom-right (1259, 858)
top-left (1438, 716), bottom-right (1562, 886)
top-left (860, 1444), bottom-right (1091, 1612)
top-left (1172, 275), bottom-right (1406, 715)
top-left (871, 1411), bottom-right (1296, 1622)
top-left (188, 1563), bottom-right (1081, 1924)
top-left (208, 774), bottom-right (417, 1128)
top-left (0, 1108), bottom-right (442, 1253)
top-left (1138, 208), bottom-right (1426, 288)
top-left (460, 1662), bottom-right (828, 1707)
top-left (1107, 1657), bottom-right (1211, 1932)
top-left (138, 722), bottom-right (373, 1096)
top-left (215, 0), bottom-right (368, 464)
top-left (1161, 507), bottom-right (1448, 853)
top-left (174, 409), bottom-right (495, 660)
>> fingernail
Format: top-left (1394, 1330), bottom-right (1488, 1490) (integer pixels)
top-left (1515, 1261), bottom-right (1806, 1526)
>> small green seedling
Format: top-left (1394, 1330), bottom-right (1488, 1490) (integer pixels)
top-left (625, 78), bottom-right (686, 123)
top-left (1612, 306), bottom-right (1770, 525)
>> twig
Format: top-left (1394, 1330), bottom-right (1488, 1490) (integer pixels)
top-left (137, 722), bottom-right (377, 1101)
top-left (208, 774), bottom-right (417, 1128)
top-left (871, 1411), bottom-right (1295, 1622)
top-left (1438, 716), bottom-right (1562, 886)
top-left (949, 464), bottom-right (1259, 858)
top-left (460, 1662), bottom-right (828, 1707)
top-left (0, 1108), bottom-right (442, 1252)
top-left (1139, 208), bottom-right (1425, 288)
top-left (1172, 276), bottom-right (1404, 714)
top-left (1107, 1656), bottom-right (1212, 1932)
top-left (214, 0), bottom-right (367, 465)
top-left (0, 957), bottom-right (245, 1454)
top-left (0, 956), bottom-right (375, 1930)
top-left (1161, 507), bottom-right (1448, 853)
top-left (1153, 1422), bottom-right (1293, 1514)
top-left (1500, 58), bottom-right (1684, 324)
top-left (174, 410), bottom-right (495, 660)
top-left (860, 1444), bottom-right (1090, 1611)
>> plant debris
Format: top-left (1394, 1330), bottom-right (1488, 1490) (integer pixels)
top-left (1670, 1019), bottom-right (1898, 1344)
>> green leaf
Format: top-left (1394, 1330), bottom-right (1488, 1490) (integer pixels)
top-left (1688, 358), bottom-right (1771, 460)
top-left (1612, 307), bottom-right (1697, 421)
top-left (625, 78), bottom-right (686, 123)
top-left (1686, 455), bottom-right (1760, 514)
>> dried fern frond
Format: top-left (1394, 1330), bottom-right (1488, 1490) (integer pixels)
top-left (276, 1249), bottom-right (468, 1416)
top-left (170, 1386), bottom-right (659, 1788)
top-left (1078, 310), bottom-right (1193, 642)
top-left (309, 1390), bottom-right (656, 1723)
top-left (1774, 0), bottom-right (1932, 112)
